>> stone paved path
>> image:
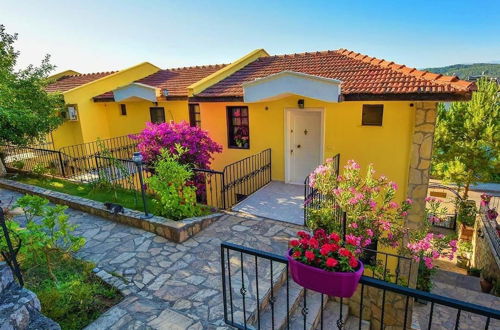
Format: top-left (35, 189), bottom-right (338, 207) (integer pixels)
top-left (0, 188), bottom-right (299, 329)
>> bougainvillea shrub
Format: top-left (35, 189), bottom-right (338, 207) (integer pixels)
top-left (290, 229), bottom-right (362, 272)
top-left (131, 121), bottom-right (222, 169)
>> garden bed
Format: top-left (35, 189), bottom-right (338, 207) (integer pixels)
top-left (20, 251), bottom-right (122, 330)
top-left (0, 177), bottom-right (223, 242)
top-left (6, 172), bottom-right (155, 213)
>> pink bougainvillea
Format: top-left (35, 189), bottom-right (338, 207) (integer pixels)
top-left (130, 121), bottom-right (222, 168)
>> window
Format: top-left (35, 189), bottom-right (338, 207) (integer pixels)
top-left (189, 104), bottom-right (201, 127)
top-left (149, 107), bottom-right (166, 124)
top-left (362, 104), bottom-right (383, 126)
top-left (227, 106), bottom-right (249, 149)
top-left (120, 104), bottom-right (127, 116)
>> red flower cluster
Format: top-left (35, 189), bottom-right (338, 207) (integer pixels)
top-left (290, 229), bottom-right (361, 273)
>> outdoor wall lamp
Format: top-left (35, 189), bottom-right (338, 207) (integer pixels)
top-left (478, 228), bottom-right (484, 238)
top-left (298, 99), bottom-right (305, 109)
top-left (162, 89), bottom-right (169, 97)
top-left (132, 152), bottom-right (152, 219)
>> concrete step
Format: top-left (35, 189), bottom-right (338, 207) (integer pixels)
top-left (288, 289), bottom-right (330, 330)
top-left (313, 299), bottom-right (349, 330)
top-left (250, 278), bottom-right (304, 330)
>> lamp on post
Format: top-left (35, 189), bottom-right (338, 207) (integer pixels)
top-left (132, 152), bottom-right (152, 219)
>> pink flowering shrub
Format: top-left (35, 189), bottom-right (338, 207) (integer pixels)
top-left (290, 229), bottom-right (362, 272)
top-left (307, 159), bottom-right (458, 275)
top-left (131, 121), bottom-right (222, 169)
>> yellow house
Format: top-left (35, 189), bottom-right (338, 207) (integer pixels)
top-left (46, 48), bottom-right (475, 227)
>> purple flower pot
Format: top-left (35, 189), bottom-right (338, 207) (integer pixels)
top-left (287, 250), bottom-right (364, 298)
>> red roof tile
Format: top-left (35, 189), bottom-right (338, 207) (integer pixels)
top-left (46, 71), bottom-right (116, 93)
top-left (93, 64), bottom-right (227, 100)
top-left (196, 49), bottom-right (476, 99)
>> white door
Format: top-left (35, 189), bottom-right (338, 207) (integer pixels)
top-left (287, 110), bottom-right (322, 184)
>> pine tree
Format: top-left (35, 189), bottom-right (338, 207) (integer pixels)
top-left (432, 78), bottom-right (499, 199)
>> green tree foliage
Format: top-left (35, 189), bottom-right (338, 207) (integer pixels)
top-left (0, 25), bottom-right (64, 146)
top-left (432, 78), bottom-right (499, 198)
top-left (424, 63), bottom-right (500, 80)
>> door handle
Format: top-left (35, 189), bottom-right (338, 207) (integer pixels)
top-left (297, 144), bottom-right (301, 148)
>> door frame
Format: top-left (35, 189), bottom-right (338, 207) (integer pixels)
top-left (284, 107), bottom-right (325, 184)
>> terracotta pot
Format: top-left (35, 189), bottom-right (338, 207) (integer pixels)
top-left (287, 250), bottom-right (364, 298)
top-left (480, 279), bottom-right (493, 293)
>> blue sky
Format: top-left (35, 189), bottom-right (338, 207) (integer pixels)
top-left (2, 0), bottom-right (499, 73)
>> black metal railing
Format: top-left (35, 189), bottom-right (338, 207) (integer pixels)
top-left (1, 143), bottom-right (271, 211)
top-left (0, 207), bottom-right (24, 287)
top-left (427, 184), bottom-right (463, 230)
top-left (0, 145), bottom-right (66, 177)
top-left (220, 242), bottom-right (500, 330)
top-left (222, 148), bottom-right (272, 209)
top-left (304, 154), bottom-right (340, 226)
top-left (59, 134), bottom-right (138, 182)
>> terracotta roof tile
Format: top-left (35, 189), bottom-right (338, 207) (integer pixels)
top-left (46, 71), bottom-right (116, 93)
top-left (197, 49), bottom-right (475, 98)
top-left (93, 64), bottom-right (227, 100)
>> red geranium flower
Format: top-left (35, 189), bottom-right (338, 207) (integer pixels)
top-left (309, 237), bottom-right (319, 249)
top-left (290, 239), bottom-right (300, 247)
top-left (305, 250), bottom-right (315, 261)
top-left (292, 250), bottom-right (301, 258)
top-left (326, 257), bottom-right (338, 268)
top-left (320, 244), bottom-right (331, 256)
top-left (329, 233), bottom-right (340, 242)
top-left (349, 257), bottom-right (358, 268)
top-left (298, 231), bottom-right (310, 239)
top-left (339, 248), bottom-right (351, 257)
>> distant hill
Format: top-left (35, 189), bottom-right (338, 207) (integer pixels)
top-left (423, 63), bottom-right (500, 80)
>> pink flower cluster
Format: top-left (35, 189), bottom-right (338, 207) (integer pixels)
top-left (131, 121), bottom-right (222, 168)
top-left (407, 233), bottom-right (458, 269)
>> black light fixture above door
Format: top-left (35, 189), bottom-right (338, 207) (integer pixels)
top-left (298, 99), bottom-right (305, 109)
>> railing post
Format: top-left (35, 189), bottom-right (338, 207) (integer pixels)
top-left (342, 211), bottom-right (347, 242)
top-left (0, 208), bottom-right (24, 287)
top-left (58, 151), bottom-right (66, 177)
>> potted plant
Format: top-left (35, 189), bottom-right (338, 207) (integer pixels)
top-left (487, 208), bottom-right (498, 221)
top-left (287, 229), bottom-right (364, 298)
top-left (481, 194), bottom-right (492, 207)
top-left (456, 240), bottom-right (472, 268)
top-left (458, 200), bottom-right (477, 239)
top-left (480, 272), bottom-right (494, 294)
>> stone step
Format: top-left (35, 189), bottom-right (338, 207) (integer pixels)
top-left (344, 316), bottom-right (370, 330)
top-left (288, 289), bottom-right (330, 330)
top-left (0, 262), bottom-right (15, 296)
top-left (313, 299), bottom-right (349, 330)
top-left (250, 278), bottom-right (304, 330)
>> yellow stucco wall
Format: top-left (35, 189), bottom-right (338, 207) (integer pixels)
top-left (50, 62), bottom-right (160, 148)
top-left (200, 97), bottom-right (416, 201)
top-left (103, 100), bottom-right (190, 137)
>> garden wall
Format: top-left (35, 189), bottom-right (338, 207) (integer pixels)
top-left (0, 178), bottom-right (222, 243)
top-left (472, 208), bottom-right (500, 281)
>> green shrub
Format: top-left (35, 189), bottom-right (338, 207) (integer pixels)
top-left (32, 163), bottom-right (49, 176)
top-left (23, 251), bottom-right (121, 330)
top-left (2, 195), bottom-right (86, 280)
top-left (12, 160), bottom-right (25, 169)
top-left (147, 146), bottom-right (201, 220)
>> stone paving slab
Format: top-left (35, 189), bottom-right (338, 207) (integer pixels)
top-left (0, 188), bottom-right (300, 329)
